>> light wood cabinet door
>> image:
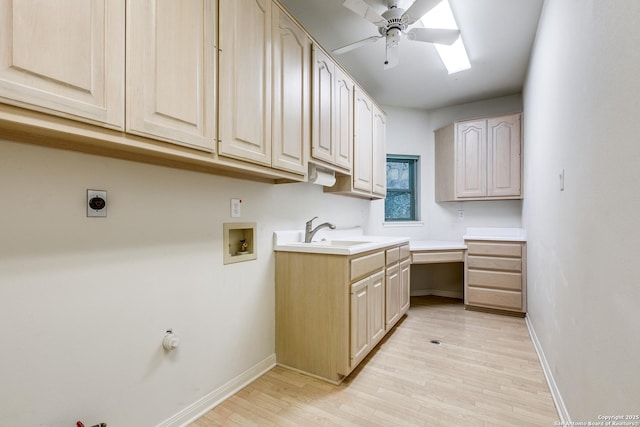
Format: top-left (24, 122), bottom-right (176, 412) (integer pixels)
top-left (353, 88), bottom-right (373, 192)
top-left (488, 114), bottom-right (521, 197)
top-left (0, 0), bottom-right (124, 129)
top-left (370, 271), bottom-right (386, 344)
top-left (271, 4), bottom-right (309, 174)
top-left (127, 0), bottom-right (215, 151)
top-left (350, 270), bottom-right (385, 366)
top-left (372, 105), bottom-right (387, 197)
top-left (399, 258), bottom-right (411, 314)
top-left (350, 277), bottom-right (371, 365)
top-left (385, 263), bottom-right (401, 328)
top-left (311, 46), bottom-right (335, 165)
top-left (219, 0), bottom-right (272, 165)
top-left (455, 119), bottom-right (487, 198)
top-left (334, 67), bottom-right (353, 171)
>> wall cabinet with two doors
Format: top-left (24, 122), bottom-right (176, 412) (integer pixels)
top-left (0, 0), bottom-right (310, 181)
top-left (0, 0), bottom-right (386, 190)
top-left (435, 113), bottom-right (522, 201)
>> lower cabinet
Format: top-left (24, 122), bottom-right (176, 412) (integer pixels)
top-left (275, 243), bottom-right (408, 384)
top-left (350, 271), bottom-right (385, 367)
top-left (464, 240), bottom-right (527, 315)
top-left (385, 245), bottom-right (411, 329)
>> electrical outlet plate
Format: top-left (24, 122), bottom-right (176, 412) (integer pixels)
top-left (87, 190), bottom-right (107, 217)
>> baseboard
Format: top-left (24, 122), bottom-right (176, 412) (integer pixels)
top-left (525, 316), bottom-right (571, 424)
top-left (156, 353), bottom-right (276, 427)
top-left (410, 289), bottom-right (463, 299)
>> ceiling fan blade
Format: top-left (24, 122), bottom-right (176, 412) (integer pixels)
top-left (402, 0), bottom-right (443, 25)
top-left (342, 0), bottom-right (388, 27)
top-left (332, 35), bottom-right (383, 55)
top-left (384, 43), bottom-right (399, 70)
top-left (406, 27), bottom-right (460, 45)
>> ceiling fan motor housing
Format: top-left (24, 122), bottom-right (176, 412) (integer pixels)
top-left (378, 6), bottom-right (408, 37)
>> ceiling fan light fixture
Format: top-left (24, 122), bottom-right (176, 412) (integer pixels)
top-left (387, 27), bottom-right (402, 47)
top-left (421, 0), bottom-right (471, 74)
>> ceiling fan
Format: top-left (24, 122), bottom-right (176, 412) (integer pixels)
top-left (333, 0), bottom-right (461, 69)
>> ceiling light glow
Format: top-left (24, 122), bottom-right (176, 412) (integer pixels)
top-left (421, 0), bottom-right (471, 74)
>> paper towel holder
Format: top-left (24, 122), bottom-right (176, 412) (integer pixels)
top-left (308, 163), bottom-right (336, 187)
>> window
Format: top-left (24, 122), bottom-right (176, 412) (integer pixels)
top-left (385, 155), bottom-right (419, 222)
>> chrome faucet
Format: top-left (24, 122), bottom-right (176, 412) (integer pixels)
top-left (304, 216), bottom-right (336, 243)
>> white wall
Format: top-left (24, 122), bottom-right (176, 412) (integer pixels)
top-left (0, 140), bottom-right (369, 426)
top-left (523, 0), bottom-right (640, 421)
top-left (367, 95), bottom-right (524, 241)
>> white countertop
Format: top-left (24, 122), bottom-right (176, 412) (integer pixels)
top-left (273, 227), bottom-right (409, 255)
top-left (274, 226), bottom-right (526, 256)
top-left (410, 240), bottom-right (467, 251)
top-left (463, 227), bottom-right (527, 242)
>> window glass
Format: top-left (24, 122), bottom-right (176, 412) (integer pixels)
top-left (385, 156), bottom-right (418, 221)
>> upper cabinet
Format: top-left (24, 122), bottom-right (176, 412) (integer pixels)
top-left (311, 46), bottom-right (353, 173)
top-left (435, 113), bottom-right (522, 202)
top-left (326, 87), bottom-right (387, 200)
top-left (218, 0), bottom-right (308, 175)
top-left (127, 0), bottom-right (216, 151)
top-left (372, 104), bottom-right (387, 197)
top-left (353, 88), bottom-right (374, 193)
top-left (0, 0), bottom-right (384, 186)
top-left (218, 0), bottom-right (272, 166)
top-left (0, 0), bottom-right (125, 129)
top-left (271, 3), bottom-right (310, 175)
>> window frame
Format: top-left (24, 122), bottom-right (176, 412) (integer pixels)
top-left (384, 155), bottom-right (419, 222)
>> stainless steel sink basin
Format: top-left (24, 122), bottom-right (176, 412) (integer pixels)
top-left (309, 240), bottom-right (372, 247)
top-left (291, 240), bottom-right (372, 247)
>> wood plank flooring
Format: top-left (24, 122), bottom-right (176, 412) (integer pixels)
top-left (190, 296), bottom-right (559, 426)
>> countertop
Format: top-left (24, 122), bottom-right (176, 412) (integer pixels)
top-left (410, 240), bottom-right (467, 251)
top-left (273, 226), bottom-right (526, 256)
top-left (273, 228), bottom-right (410, 256)
top-left (463, 227), bottom-right (527, 242)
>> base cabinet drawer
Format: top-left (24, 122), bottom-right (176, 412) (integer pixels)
top-left (467, 269), bottom-right (522, 291)
top-left (464, 239), bottom-right (526, 315)
top-left (467, 242), bottom-right (521, 257)
top-left (466, 287), bottom-right (523, 311)
top-left (467, 255), bottom-right (521, 272)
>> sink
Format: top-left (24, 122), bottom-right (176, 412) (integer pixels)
top-left (309, 240), bottom-right (372, 247)
top-left (291, 240), bottom-right (372, 247)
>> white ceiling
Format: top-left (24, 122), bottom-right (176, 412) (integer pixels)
top-left (278, 0), bottom-right (544, 110)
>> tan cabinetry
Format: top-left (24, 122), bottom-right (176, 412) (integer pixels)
top-left (464, 240), bottom-right (527, 315)
top-left (218, 0), bottom-right (272, 166)
top-left (218, 0), bottom-right (309, 175)
top-left (385, 245), bottom-right (411, 329)
top-left (372, 105), bottom-right (387, 197)
top-left (435, 113), bottom-right (522, 201)
top-left (276, 243), bottom-right (407, 384)
top-left (126, 0), bottom-right (215, 151)
top-left (271, 3), bottom-right (310, 175)
top-left (350, 270), bottom-right (385, 367)
top-left (311, 46), bottom-right (353, 173)
top-left (0, 0), bottom-right (125, 129)
top-left (326, 88), bottom-right (387, 200)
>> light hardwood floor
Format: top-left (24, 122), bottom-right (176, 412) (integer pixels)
top-left (190, 296), bottom-right (558, 426)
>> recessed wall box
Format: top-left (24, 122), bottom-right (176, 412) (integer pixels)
top-left (223, 222), bottom-right (257, 264)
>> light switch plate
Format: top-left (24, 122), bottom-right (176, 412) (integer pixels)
top-left (231, 198), bottom-right (242, 218)
top-left (87, 190), bottom-right (107, 217)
